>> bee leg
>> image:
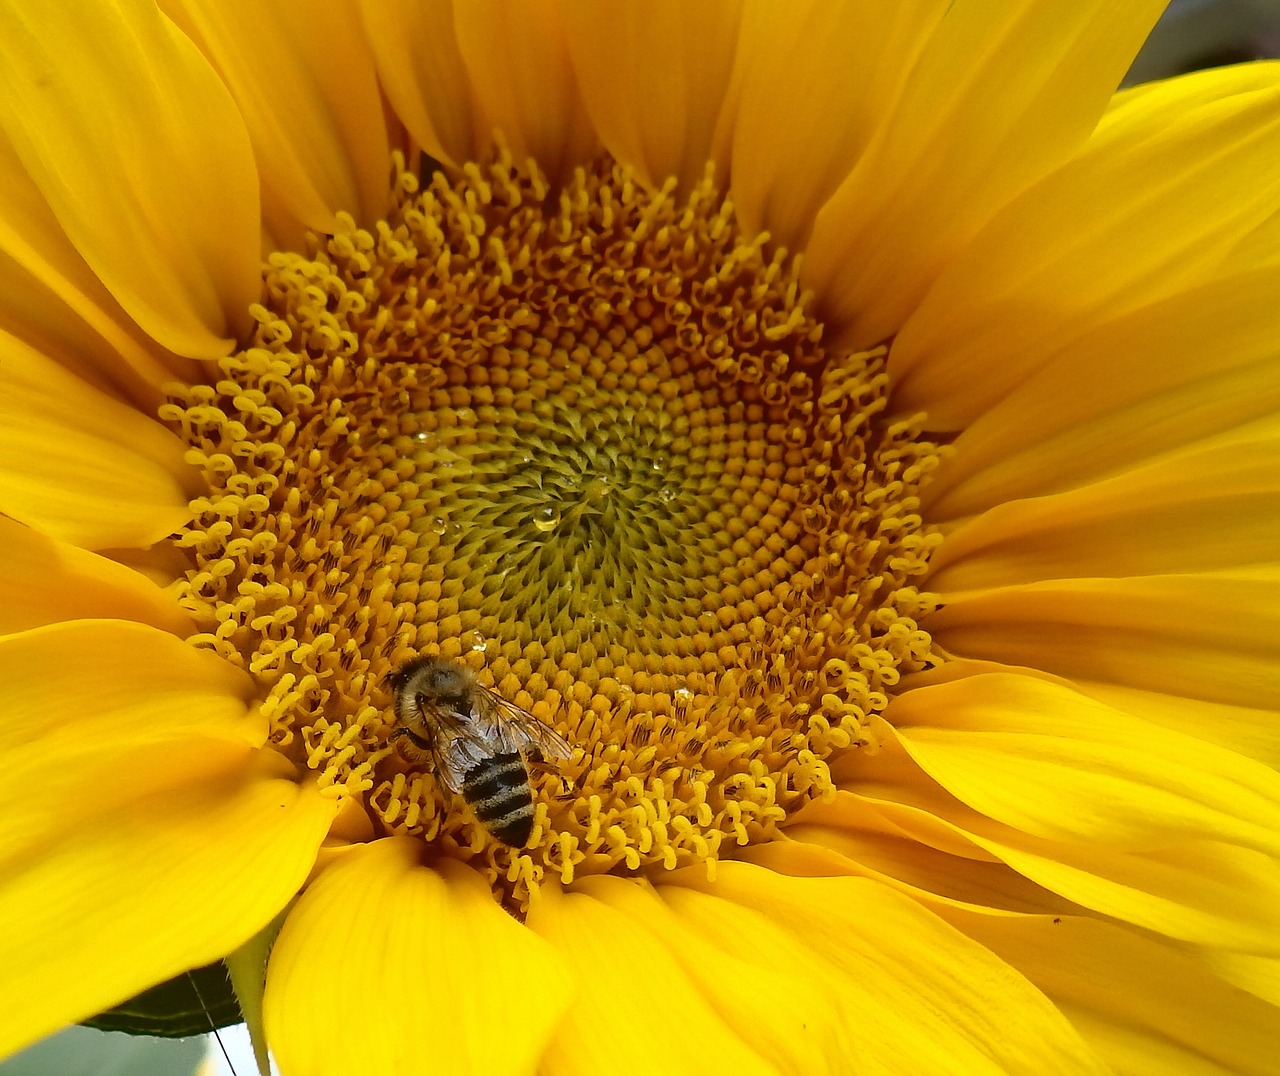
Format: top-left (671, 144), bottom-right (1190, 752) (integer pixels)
top-left (389, 725), bottom-right (434, 766)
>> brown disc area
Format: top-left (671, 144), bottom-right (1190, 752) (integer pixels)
top-left (161, 148), bottom-right (944, 908)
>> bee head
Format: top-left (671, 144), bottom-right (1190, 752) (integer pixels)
top-left (389, 655), bottom-right (474, 714)
top-left (385, 660), bottom-right (421, 693)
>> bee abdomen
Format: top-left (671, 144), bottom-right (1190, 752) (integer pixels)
top-left (462, 753), bottom-right (534, 847)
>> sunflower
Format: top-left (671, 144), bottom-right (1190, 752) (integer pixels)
top-left (2, 1), bottom-right (1278, 1072)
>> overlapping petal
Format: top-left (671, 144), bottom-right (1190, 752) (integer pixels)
top-left (900, 657), bottom-right (1280, 778)
top-left (364, 0), bottom-right (598, 183)
top-left (918, 264), bottom-right (1280, 520)
top-left (0, 134), bottom-right (193, 405)
top-left (890, 63), bottom-right (1280, 428)
top-left (958, 915), bottom-right (1280, 1076)
top-left (265, 838), bottom-right (572, 1076)
top-left (564, 0), bottom-right (741, 195)
top-left (162, 0), bottom-right (390, 251)
top-left (0, 332), bottom-right (196, 549)
top-left (0, 516), bottom-right (192, 636)
top-left (1196, 949), bottom-right (1280, 1008)
top-left (888, 673), bottom-right (1280, 856)
top-left (926, 573), bottom-right (1279, 709)
top-left (725, 0), bottom-right (944, 254)
top-left (0, 0), bottom-right (260, 358)
top-left (1078, 680), bottom-right (1280, 771)
top-left (837, 726), bottom-right (1280, 954)
top-left (776, 802), bottom-right (1280, 1074)
top-left (452, 3), bottom-right (599, 183)
top-left (779, 791), bottom-right (1086, 918)
top-left (531, 865), bottom-right (1106, 1074)
top-left (359, 0), bottom-right (478, 168)
top-left (530, 878), bottom-right (790, 1076)
top-left (806, 0), bottom-right (1166, 348)
top-left (0, 621), bottom-right (335, 1059)
top-left (925, 428), bottom-right (1279, 588)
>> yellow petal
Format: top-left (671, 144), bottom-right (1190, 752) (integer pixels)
top-left (749, 824), bottom-right (1279, 1066)
top-left (1, 621), bottom-right (261, 827)
top-left (925, 422), bottom-right (1280, 591)
top-left (1079, 680), bottom-right (1280, 772)
top-left (992, 840), bottom-right (1280, 956)
top-left (0, 517), bottom-right (191, 636)
top-left (781, 792), bottom-right (1082, 919)
top-left (453, 2), bottom-right (598, 182)
top-left (666, 861), bottom-right (1105, 1074)
top-left (902, 657), bottom-right (1280, 773)
top-left (359, 0), bottom-right (479, 168)
top-left (1102, 59), bottom-right (1280, 144)
top-left (888, 673), bottom-right (1280, 856)
top-left (0, 0), bottom-right (260, 358)
top-left (0, 332), bottom-right (196, 549)
top-left (846, 734), bottom-right (1280, 952)
top-left (563, 0), bottom-right (741, 195)
top-left (0, 134), bottom-right (195, 402)
top-left (924, 573), bottom-right (1279, 709)
top-left (726, 0), bottom-right (944, 255)
top-left (1111, 75), bottom-right (1280, 292)
top-left (265, 839), bottom-right (572, 1076)
top-left (0, 621), bottom-right (334, 1059)
top-left (98, 541), bottom-right (196, 590)
top-left (919, 264), bottom-right (1280, 517)
top-left (1196, 950), bottom-right (1280, 1008)
top-left (891, 65), bottom-right (1280, 426)
top-left (529, 879), bottom-right (781, 1076)
top-left (945, 911), bottom-right (1280, 1076)
top-left (162, 0), bottom-right (389, 251)
top-left (805, 1), bottom-right (1165, 348)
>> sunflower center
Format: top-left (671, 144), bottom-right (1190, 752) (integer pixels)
top-left (161, 148), bottom-right (944, 909)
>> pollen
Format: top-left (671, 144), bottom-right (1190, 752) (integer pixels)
top-left (161, 147), bottom-right (945, 909)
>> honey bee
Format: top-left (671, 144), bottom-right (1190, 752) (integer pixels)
top-left (387, 656), bottom-right (573, 847)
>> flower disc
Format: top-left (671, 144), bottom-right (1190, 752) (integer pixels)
top-left (163, 149), bottom-right (945, 906)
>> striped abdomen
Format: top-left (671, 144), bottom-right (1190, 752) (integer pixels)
top-left (462, 752), bottom-right (534, 847)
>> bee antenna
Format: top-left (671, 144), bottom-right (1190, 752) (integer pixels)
top-left (187, 968), bottom-right (237, 1076)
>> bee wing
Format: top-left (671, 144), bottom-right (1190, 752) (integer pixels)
top-left (419, 705), bottom-right (490, 795)
top-left (473, 685), bottom-right (574, 761)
